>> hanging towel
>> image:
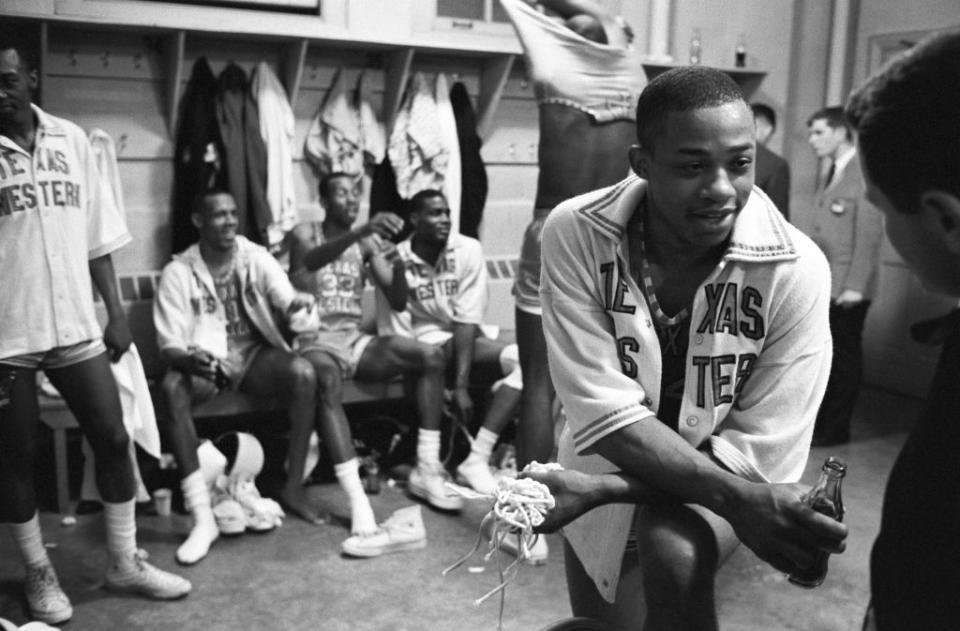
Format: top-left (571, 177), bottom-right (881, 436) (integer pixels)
top-left (388, 72), bottom-right (449, 199)
top-left (89, 128), bottom-right (125, 221)
top-left (435, 72), bottom-right (462, 235)
top-left (251, 62), bottom-right (297, 248)
top-left (450, 82), bottom-right (487, 238)
top-left (216, 62), bottom-right (271, 245)
top-left (172, 57), bottom-right (223, 253)
top-left (304, 68), bottom-right (363, 177)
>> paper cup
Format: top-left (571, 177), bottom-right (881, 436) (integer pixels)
top-left (153, 488), bottom-right (173, 517)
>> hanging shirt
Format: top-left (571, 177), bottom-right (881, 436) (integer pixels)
top-left (499, 0), bottom-right (645, 122)
top-left (435, 72), bottom-right (462, 236)
top-left (388, 72), bottom-right (449, 199)
top-left (251, 62), bottom-right (297, 248)
top-left (89, 128), bottom-right (125, 220)
top-left (0, 105), bottom-right (131, 360)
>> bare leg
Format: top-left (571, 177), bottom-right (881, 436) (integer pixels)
top-left (0, 366), bottom-right (42, 523)
top-left (300, 349), bottom-right (376, 535)
top-left (634, 504), bottom-right (740, 631)
top-left (159, 370), bottom-right (208, 478)
top-left (46, 354), bottom-right (133, 503)
top-left (472, 337), bottom-right (522, 436)
top-left (354, 336), bottom-right (446, 431)
top-left (516, 309), bottom-right (555, 469)
top-left (239, 349), bottom-right (319, 524)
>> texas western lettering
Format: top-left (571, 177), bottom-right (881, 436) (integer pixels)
top-left (606, 270), bottom-right (765, 408)
top-left (0, 149), bottom-right (79, 216)
top-left (0, 180), bottom-right (82, 216)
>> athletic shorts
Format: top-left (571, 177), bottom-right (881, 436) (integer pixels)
top-left (0, 339), bottom-right (106, 370)
top-left (295, 328), bottom-right (374, 379)
top-left (514, 208), bottom-right (552, 316)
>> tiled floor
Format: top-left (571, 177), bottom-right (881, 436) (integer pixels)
top-left (0, 386), bottom-right (917, 631)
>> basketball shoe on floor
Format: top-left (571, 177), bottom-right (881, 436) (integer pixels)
top-left (24, 562), bottom-right (72, 624)
top-left (341, 505), bottom-right (427, 558)
top-left (105, 550), bottom-right (192, 599)
top-left (407, 463), bottom-right (464, 511)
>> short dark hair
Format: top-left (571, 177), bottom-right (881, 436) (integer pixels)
top-left (751, 103), bottom-right (776, 129)
top-left (635, 66), bottom-right (746, 150)
top-left (408, 189), bottom-right (446, 214)
top-left (807, 106), bottom-right (851, 139)
top-left (847, 30), bottom-right (960, 215)
top-left (318, 172), bottom-right (355, 200)
top-left (192, 187), bottom-right (233, 217)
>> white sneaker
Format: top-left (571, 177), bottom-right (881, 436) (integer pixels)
top-left (407, 463), bottom-right (464, 511)
top-left (455, 459), bottom-right (498, 495)
top-left (105, 550), bottom-right (192, 599)
top-left (341, 505), bottom-right (427, 558)
top-left (24, 562), bottom-right (72, 625)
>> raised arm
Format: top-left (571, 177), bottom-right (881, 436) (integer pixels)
top-left (535, 0), bottom-right (631, 46)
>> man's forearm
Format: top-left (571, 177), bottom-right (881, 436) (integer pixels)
top-left (303, 229), bottom-right (363, 271)
top-left (89, 254), bottom-right (124, 320)
top-left (594, 420), bottom-right (748, 519)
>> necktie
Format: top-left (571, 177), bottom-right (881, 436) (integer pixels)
top-left (825, 162), bottom-right (836, 189)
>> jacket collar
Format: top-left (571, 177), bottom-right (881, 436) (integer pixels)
top-left (175, 235), bottom-right (256, 290)
top-left (577, 175), bottom-right (798, 263)
top-left (0, 104), bottom-right (64, 155)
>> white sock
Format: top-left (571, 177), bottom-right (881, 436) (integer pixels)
top-left (335, 458), bottom-right (377, 536)
top-left (9, 512), bottom-right (48, 567)
top-left (465, 427), bottom-right (499, 465)
top-left (417, 428), bottom-right (441, 468)
top-left (177, 470), bottom-right (218, 565)
top-left (103, 499), bottom-right (138, 567)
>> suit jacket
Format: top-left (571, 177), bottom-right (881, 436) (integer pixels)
top-left (807, 150), bottom-right (884, 300)
top-left (754, 143), bottom-right (790, 220)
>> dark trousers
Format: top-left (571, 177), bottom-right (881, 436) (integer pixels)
top-left (814, 300), bottom-right (870, 444)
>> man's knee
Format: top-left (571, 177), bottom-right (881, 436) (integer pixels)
top-left (86, 421), bottom-right (131, 462)
top-left (635, 507), bottom-right (720, 595)
top-left (285, 356), bottom-right (317, 395)
top-left (419, 343), bottom-right (446, 375)
top-left (312, 360), bottom-right (342, 399)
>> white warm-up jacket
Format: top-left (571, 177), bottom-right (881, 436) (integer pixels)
top-left (541, 175), bottom-right (832, 601)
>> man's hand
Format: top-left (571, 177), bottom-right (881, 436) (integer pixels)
top-left (102, 317), bottom-right (133, 363)
top-left (835, 289), bottom-right (864, 308)
top-left (174, 348), bottom-right (219, 381)
top-left (287, 293), bottom-right (316, 316)
top-left (363, 212), bottom-right (404, 240)
top-left (451, 386), bottom-right (474, 426)
top-left (519, 468), bottom-right (601, 534)
top-left (724, 482), bottom-right (848, 575)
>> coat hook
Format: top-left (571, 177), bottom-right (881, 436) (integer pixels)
top-left (68, 49), bottom-right (77, 67)
top-left (133, 52), bottom-right (143, 70)
top-left (118, 133), bottom-right (129, 154)
top-left (101, 51), bottom-right (110, 68)
top-left (310, 64), bottom-right (318, 80)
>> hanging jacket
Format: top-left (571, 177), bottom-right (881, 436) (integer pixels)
top-left (251, 62), bottom-right (297, 248)
top-left (216, 62), bottom-right (271, 245)
top-left (449, 82), bottom-right (487, 238)
top-left (435, 73), bottom-right (462, 235)
top-left (304, 68), bottom-right (386, 178)
top-left (89, 128), bottom-right (125, 220)
top-left (172, 58), bottom-right (223, 253)
top-left (388, 72), bottom-right (448, 199)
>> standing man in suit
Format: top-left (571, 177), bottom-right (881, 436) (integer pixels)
top-left (751, 103), bottom-right (791, 219)
top-left (805, 106), bottom-right (884, 446)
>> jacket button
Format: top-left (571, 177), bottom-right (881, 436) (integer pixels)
top-left (642, 397), bottom-right (652, 406)
top-left (694, 334), bottom-right (704, 345)
top-left (686, 415), bottom-right (699, 427)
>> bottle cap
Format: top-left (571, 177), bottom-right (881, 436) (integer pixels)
top-left (824, 456), bottom-right (847, 473)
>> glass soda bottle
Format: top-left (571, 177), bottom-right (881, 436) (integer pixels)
top-left (789, 457), bottom-right (847, 588)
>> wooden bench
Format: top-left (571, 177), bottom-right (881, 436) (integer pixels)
top-left (39, 377), bottom-right (406, 514)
